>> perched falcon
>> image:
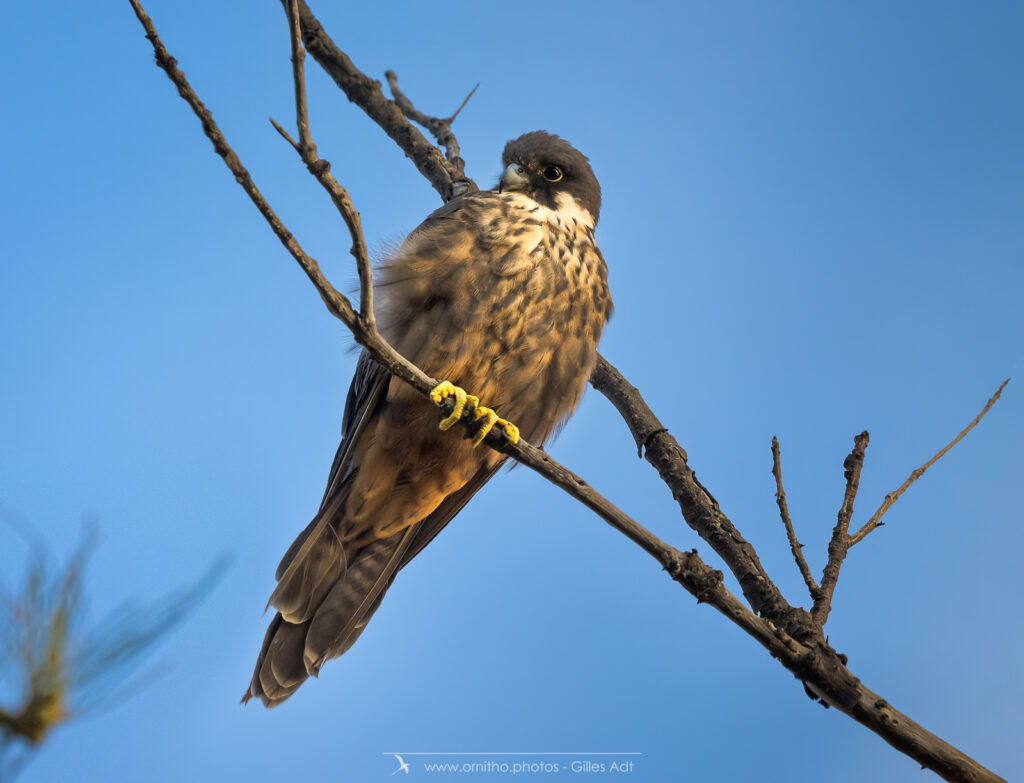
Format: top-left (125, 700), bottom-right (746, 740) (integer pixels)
top-left (244, 131), bottom-right (612, 706)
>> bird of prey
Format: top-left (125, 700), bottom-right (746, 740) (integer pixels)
top-left (244, 131), bottom-right (612, 706)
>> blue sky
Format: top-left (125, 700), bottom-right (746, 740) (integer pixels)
top-left (1, 1), bottom-right (1022, 781)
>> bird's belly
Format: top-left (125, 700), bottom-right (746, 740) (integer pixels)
top-left (381, 229), bottom-right (608, 446)
top-left (466, 278), bottom-right (602, 445)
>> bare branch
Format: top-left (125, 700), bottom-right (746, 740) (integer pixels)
top-left (280, 0), bottom-right (373, 327)
top-left (771, 437), bottom-right (819, 600)
top-left (284, 0), bottom-right (472, 201)
top-left (285, 0), bottom-right (314, 154)
top-left (813, 432), bottom-right (869, 625)
top-left (268, 116), bottom-right (299, 150)
top-left (126, 0), bottom-right (356, 330)
top-left (447, 82), bottom-right (480, 123)
top-left (590, 356), bottom-right (790, 621)
top-left (385, 69), bottom-right (477, 196)
top-left (127, 3), bottom-right (1012, 779)
top-left (849, 379), bottom-right (1010, 547)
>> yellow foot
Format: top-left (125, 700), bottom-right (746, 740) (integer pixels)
top-left (429, 381), bottom-right (478, 431)
top-left (429, 381), bottom-right (520, 447)
top-left (471, 406), bottom-right (520, 447)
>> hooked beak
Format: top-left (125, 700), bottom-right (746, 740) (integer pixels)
top-left (499, 162), bottom-right (529, 192)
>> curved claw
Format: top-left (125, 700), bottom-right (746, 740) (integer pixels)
top-left (471, 406), bottom-right (498, 447)
top-left (500, 420), bottom-right (520, 445)
top-left (430, 381), bottom-right (478, 430)
top-left (430, 381), bottom-right (519, 446)
top-left (472, 406), bottom-right (519, 447)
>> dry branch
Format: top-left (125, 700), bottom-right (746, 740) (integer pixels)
top-left (591, 357), bottom-right (790, 621)
top-left (126, 1), bottom-right (1012, 780)
top-left (771, 437), bottom-right (819, 600)
top-left (275, 0), bottom-right (374, 327)
top-left (813, 431), bottom-right (869, 625)
top-left (849, 379), bottom-right (1010, 547)
top-left (385, 69), bottom-right (477, 197)
top-left (284, 0), bottom-right (467, 201)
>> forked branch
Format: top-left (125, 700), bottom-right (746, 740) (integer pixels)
top-left (385, 69), bottom-right (478, 197)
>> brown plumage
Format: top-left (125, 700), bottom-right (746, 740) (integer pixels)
top-left (243, 131), bottom-right (612, 707)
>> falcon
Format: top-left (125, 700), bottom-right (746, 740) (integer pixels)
top-left (244, 131), bottom-right (612, 706)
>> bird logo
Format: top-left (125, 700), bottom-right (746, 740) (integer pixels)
top-left (391, 754), bottom-right (410, 775)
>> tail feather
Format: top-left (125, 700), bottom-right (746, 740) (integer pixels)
top-left (304, 535), bottom-right (408, 674)
top-left (243, 614), bottom-right (309, 707)
top-left (244, 525), bottom-right (412, 707)
top-left (268, 489), bottom-right (353, 623)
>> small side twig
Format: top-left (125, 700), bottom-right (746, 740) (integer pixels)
top-left (384, 70), bottom-right (477, 198)
top-left (277, 0), bottom-right (373, 326)
top-left (849, 379), bottom-right (1010, 547)
top-left (771, 437), bottom-right (819, 601)
top-left (126, 0), bottom-right (358, 331)
top-left (282, 0), bottom-right (468, 201)
top-left (813, 431), bottom-right (869, 625)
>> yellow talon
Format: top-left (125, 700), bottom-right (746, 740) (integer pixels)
top-left (471, 406), bottom-right (519, 447)
top-left (431, 381), bottom-right (469, 430)
top-left (430, 381), bottom-right (519, 446)
top-left (471, 406), bottom-right (498, 447)
top-left (501, 421), bottom-right (520, 445)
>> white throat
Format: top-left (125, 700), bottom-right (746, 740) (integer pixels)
top-left (553, 192), bottom-right (595, 230)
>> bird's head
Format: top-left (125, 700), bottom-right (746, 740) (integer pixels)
top-left (498, 131), bottom-right (601, 227)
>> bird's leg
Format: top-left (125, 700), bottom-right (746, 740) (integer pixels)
top-left (429, 381), bottom-right (520, 447)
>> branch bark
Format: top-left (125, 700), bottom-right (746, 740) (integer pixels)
top-left (384, 69), bottom-right (477, 197)
top-left (813, 431), bottom-right (869, 625)
top-left (285, 0), bottom-right (469, 202)
top-left (771, 436), bottom-right (819, 600)
top-left (590, 357), bottom-right (791, 622)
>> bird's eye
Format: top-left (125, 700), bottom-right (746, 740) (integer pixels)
top-left (542, 166), bottom-right (563, 182)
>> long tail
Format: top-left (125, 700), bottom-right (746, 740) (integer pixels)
top-left (242, 527), bottom-right (414, 707)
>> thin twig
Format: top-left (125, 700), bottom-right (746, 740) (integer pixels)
top-left (849, 379), bottom-right (1010, 547)
top-left (447, 82), bottom-right (480, 123)
top-left (282, 0), bottom-right (469, 201)
top-left (384, 69), bottom-right (476, 195)
top-left (286, 0), bottom-right (314, 154)
top-left (771, 437), bottom-right (819, 600)
top-left (280, 0), bottom-right (373, 327)
top-left (126, 0), bottom-right (354, 328)
top-left (813, 432), bottom-right (869, 625)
